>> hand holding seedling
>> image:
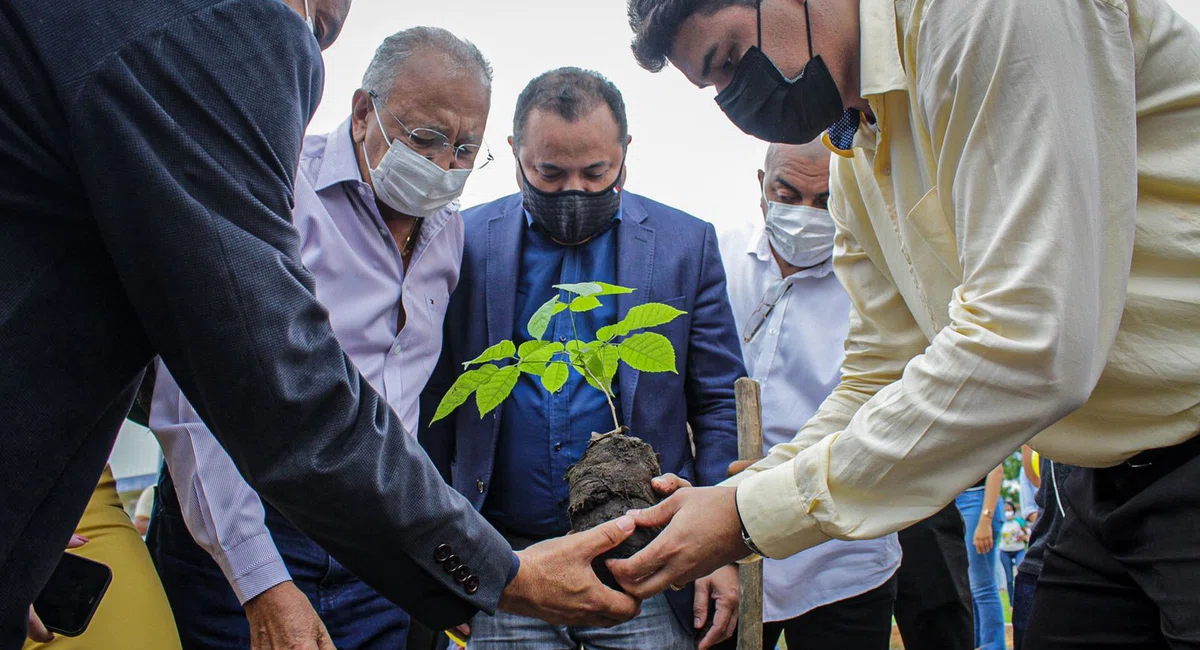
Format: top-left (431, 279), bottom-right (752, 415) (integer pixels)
top-left (499, 515), bottom-right (642, 627)
top-left (606, 486), bottom-right (747, 601)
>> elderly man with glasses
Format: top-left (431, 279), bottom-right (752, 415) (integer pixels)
top-left (146, 27), bottom-right (497, 650)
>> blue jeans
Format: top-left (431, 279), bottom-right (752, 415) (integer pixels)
top-left (1010, 570), bottom-right (1038, 650)
top-left (1000, 548), bottom-right (1026, 600)
top-left (467, 593), bottom-right (691, 649)
top-left (956, 489), bottom-right (1007, 650)
top-left (148, 473), bottom-right (409, 650)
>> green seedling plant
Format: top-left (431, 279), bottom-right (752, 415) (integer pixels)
top-left (430, 281), bottom-right (686, 429)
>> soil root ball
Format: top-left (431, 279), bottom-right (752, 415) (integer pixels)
top-left (566, 430), bottom-right (663, 591)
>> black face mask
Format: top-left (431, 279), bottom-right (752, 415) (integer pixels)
top-left (520, 161), bottom-right (624, 245)
top-left (715, 0), bottom-right (844, 144)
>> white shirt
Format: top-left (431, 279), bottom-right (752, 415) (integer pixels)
top-left (149, 121), bottom-right (463, 603)
top-left (720, 223), bottom-right (901, 622)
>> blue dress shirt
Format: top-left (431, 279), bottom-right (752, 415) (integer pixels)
top-left (483, 212), bottom-right (623, 537)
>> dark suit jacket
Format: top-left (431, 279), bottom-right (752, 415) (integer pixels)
top-left (420, 192), bottom-right (747, 629)
top-left (0, 1), bottom-right (507, 642)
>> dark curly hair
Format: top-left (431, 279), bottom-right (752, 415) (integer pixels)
top-left (627, 0), bottom-right (759, 72)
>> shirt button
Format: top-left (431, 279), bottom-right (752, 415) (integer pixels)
top-left (379, 227), bottom-right (389, 238)
top-left (391, 344), bottom-right (402, 357)
top-left (768, 328), bottom-right (778, 336)
top-left (554, 443), bottom-right (563, 452)
top-left (558, 335), bottom-right (568, 343)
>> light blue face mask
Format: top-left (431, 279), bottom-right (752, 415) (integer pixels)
top-left (303, 0), bottom-right (316, 36)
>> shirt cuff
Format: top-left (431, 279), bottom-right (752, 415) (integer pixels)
top-left (505, 553), bottom-right (521, 586)
top-left (734, 461), bottom-right (830, 559)
top-left (210, 531), bottom-right (292, 604)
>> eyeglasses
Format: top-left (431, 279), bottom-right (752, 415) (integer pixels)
top-left (742, 280), bottom-right (793, 342)
top-left (368, 90), bottom-right (493, 170)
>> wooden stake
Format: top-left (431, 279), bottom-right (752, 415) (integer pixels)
top-left (734, 377), bottom-right (764, 650)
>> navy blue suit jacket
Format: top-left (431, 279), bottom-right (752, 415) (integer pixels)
top-left (420, 191), bottom-right (746, 629)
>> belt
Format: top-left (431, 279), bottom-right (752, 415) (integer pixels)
top-left (1124, 430), bottom-right (1200, 469)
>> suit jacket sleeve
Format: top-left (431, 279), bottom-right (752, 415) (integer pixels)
top-left (64, 1), bottom-right (510, 627)
top-left (686, 223), bottom-right (746, 487)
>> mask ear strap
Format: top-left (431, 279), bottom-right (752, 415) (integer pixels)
top-left (756, 0), bottom-right (763, 48)
top-left (804, 1), bottom-right (814, 60)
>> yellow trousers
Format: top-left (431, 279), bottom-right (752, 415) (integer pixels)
top-left (25, 466), bottom-right (180, 650)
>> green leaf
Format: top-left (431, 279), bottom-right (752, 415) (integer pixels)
top-left (618, 332), bottom-right (678, 373)
top-left (475, 366), bottom-right (521, 417)
top-left (527, 295), bottom-right (561, 340)
top-left (596, 324), bottom-right (618, 342)
top-left (605, 302), bottom-right (687, 339)
top-left (518, 361), bottom-right (547, 377)
top-left (599, 345), bottom-right (620, 388)
top-left (593, 282), bottom-right (636, 296)
top-left (553, 302), bottom-right (568, 314)
top-left (582, 349), bottom-right (608, 392)
top-left (541, 362), bottom-right (570, 393)
top-left (553, 282), bottom-right (603, 297)
top-left (570, 295), bottom-right (603, 313)
top-left (573, 362), bottom-right (607, 393)
top-left (565, 340), bottom-right (590, 356)
top-left (430, 365), bottom-right (498, 423)
top-left (518, 340), bottom-right (564, 363)
top-left (463, 341), bottom-right (515, 368)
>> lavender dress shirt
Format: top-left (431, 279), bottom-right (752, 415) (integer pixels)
top-left (150, 118), bottom-right (464, 603)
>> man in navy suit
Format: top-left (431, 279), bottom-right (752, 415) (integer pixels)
top-left (421, 68), bottom-right (745, 650)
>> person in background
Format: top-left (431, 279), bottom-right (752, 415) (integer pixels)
top-left (148, 27), bottom-right (496, 650)
top-left (956, 465), bottom-right (1006, 650)
top-left (421, 67), bottom-right (744, 650)
top-left (1011, 460), bottom-right (1075, 650)
top-left (24, 467), bottom-right (181, 650)
top-left (719, 141), bottom-right (900, 650)
top-left (133, 486), bottom-right (156, 538)
top-left (1018, 446), bottom-right (1041, 523)
top-left (998, 501), bottom-right (1028, 600)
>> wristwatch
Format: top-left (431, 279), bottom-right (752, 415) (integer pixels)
top-left (981, 507), bottom-right (994, 519)
top-left (735, 494), bottom-right (765, 562)
top-left (741, 520), bottom-right (766, 557)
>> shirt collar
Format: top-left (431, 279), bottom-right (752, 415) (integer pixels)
top-left (746, 223), bottom-right (835, 280)
top-left (313, 117), bottom-right (365, 192)
top-left (858, 0), bottom-right (909, 98)
top-left (822, 0), bottom-right (909, 156)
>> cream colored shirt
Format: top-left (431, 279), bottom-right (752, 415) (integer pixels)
top-left (732, 0), bottom-right (1200, 560)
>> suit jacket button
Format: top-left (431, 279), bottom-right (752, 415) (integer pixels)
top-left (454, 566), bottom-right (471, 584)
top-left (464, 575), bottom-right (480, 594)
top-left (434, 544), bottom-right (452, 563)
top-left (444, 555), bottom-right (462, 572)
top-left (476, 480), bottom-right (486, 493)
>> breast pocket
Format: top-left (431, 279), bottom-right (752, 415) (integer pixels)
top-left (903, 186), bottom-right (962, 278)
top-left (901, 186), bottom-right (963, 332)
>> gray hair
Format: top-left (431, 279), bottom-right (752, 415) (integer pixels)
top-left (361, 26), bottom-right (493, 100)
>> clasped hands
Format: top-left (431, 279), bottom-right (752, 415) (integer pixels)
top-left (502, 468), bottom-right (752, 649)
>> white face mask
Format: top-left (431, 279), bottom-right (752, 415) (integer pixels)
top-left (363, 102), bottom-right (472, 218)
top-left (764, 196), bottom-right (836, 268)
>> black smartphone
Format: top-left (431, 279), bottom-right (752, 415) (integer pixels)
top-left (32, 552), bottom-right (112, 637)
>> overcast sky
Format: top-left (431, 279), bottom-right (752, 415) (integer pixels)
top-left (309, 0), bottom-right (1200, 236)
